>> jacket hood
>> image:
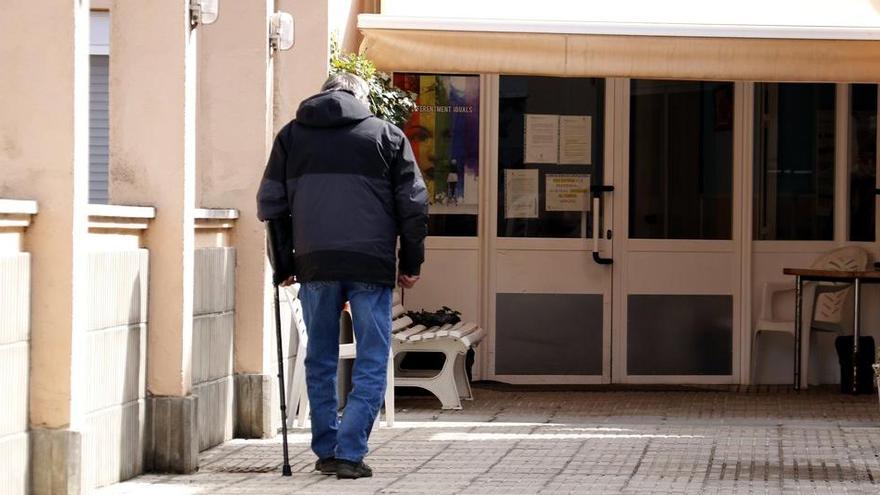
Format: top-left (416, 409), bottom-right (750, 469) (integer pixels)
top-left (295, 90), bottom-right (373, 128)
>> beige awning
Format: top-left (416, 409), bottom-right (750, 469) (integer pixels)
top-left (359, 16), bottom-right (880, 82)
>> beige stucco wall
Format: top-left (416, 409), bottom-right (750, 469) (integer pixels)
top-left (110, 0), bottom-right (197, 397)
top-left (198, 0), bottom-right (275, 378)
top-left (275, 0), bottom-right (331, 129)
top-left (1, 0), bottom-right (90, 431)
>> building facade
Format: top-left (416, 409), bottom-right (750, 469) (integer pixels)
top-left (1, 0), bottom-right (878, 494)
top-left (365, 0), bottom-right (880, 387)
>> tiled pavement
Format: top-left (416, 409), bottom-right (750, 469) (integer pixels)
top-left (98, 385), bottom-right (880, 494)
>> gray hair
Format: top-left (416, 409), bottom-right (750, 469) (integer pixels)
top-left (321, 73), bottom-right (370, 106)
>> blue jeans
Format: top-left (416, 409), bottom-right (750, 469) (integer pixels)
top-left (298, 281), bottom-right (392, 463)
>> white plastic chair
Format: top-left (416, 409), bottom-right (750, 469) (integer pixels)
top-left (752, 246), bottom-right (869, 387)
top-left (283, 284), bottom-right (394, 428)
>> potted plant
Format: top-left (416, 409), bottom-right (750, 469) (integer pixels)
top-left (329, 39), bottom-right (416, 127)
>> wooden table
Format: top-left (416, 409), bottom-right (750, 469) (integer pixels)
top-left (783, 268), bottom-right (880, 392)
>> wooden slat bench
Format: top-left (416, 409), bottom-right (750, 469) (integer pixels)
top-left (391, 291), bottom-right (486, 410)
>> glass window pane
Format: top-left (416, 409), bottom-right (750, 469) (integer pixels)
top-left (753, 83), bottom-right (835, 241)
top-left (629, 80), bottom-right (733, 240)
top-left (849, 84), bottom-right (877, 242)
top-left (497, 76), bottom-right (605, 238)
top-left (394, 74), bottom-right (481, 237)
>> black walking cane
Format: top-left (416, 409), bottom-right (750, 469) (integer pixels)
top-left (273, 283), bottom-right (293, 477)
top-left (267, 220), bottom-right (294, 477)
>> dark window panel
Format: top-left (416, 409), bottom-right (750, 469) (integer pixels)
top-left (849, 84), bottom-right (877, 242)
top-left (627, 295), bottom-right (733, 375)
top-left (496, 293), bottom-right (603, 375)
top-left (629, 80), bottom-right (734, 240)
top-left (754, 83), bottom-right (835, 241)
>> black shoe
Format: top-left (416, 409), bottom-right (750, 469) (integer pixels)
top-left (314, 457), bottom-right (339, 475)
top-left (335, 460), bottom-right (373, 479)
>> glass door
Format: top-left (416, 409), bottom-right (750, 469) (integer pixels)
top-left (612, 79), bottom-right (743, 384)
top-left (487, 76), bottom-right (614, 384)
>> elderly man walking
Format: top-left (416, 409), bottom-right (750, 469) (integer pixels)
top-left (257, 73), bottom-right (428, 479)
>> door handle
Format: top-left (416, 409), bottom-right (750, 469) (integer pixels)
top-left (590, 185), bottom-right (614, 265)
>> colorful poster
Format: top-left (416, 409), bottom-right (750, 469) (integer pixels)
top-left (524, 114), bottom-right (559, 164)
top-left (545, 174), bottom-right (591, 212)
top-left (504, 169), bottom-right (539, 219)
top-left (393, 74), bottom-right (480, 215)
top-left (559, 116), bottom-right (592, 165)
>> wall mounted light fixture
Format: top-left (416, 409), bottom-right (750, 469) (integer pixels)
top-left (190, 0), bottom-right (219, 27)
top-left (269, 12), bottom-right (295, 52)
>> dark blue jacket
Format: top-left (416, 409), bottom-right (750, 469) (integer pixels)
top-left (257, 90), bottom-right (428, 287)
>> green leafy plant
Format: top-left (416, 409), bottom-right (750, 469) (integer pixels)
top-left (330, 39), bottom-right (416, 127)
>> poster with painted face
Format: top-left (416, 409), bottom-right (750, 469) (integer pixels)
top-left (393, 74), bottom-right (480, 216)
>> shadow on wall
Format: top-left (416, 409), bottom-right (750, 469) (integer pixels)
top-left (82, 250), bottom-right (148, 490)
top-left (190, 247), bottom-right (236, 452)
top-left (118, 271), bottom-right (144, 485)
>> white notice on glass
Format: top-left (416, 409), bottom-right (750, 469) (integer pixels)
top-left (546, 174), bottom-right (591, 212)
top-left (524, 114), bottom-right (559, 164)
top-left (559, 116), bottom-right (591, 165)
top-left (504, 169), bottom-right (539, 219)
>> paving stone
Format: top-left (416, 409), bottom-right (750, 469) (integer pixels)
top-left (95, 385), bottom-right (880, 494)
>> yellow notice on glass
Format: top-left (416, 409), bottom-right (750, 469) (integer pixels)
top-left (545, 174), bottom-right (591, 212)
